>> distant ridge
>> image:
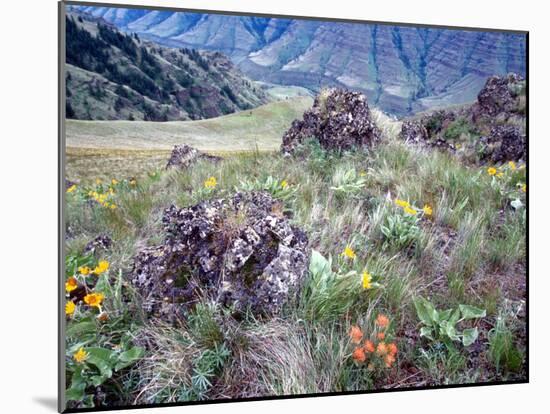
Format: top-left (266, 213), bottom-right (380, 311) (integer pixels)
top-left (70, 5), bottom-right (527, 116)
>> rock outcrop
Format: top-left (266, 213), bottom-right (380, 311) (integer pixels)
top-left (474, 73), bottom-right (525, 119)
top-left (281, 89), bottom-right (381, 154)
top-left (166, 144), bottom-right (222, 170)
top-left (399, 74), bottom-right (526, 163)
top-left (479, 125), bottom-right (526, 163)
top-left (130, 191), bottom-right (309, 320)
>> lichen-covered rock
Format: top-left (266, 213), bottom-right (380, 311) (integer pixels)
top-left (281, 88), bottom-right (381, 154)
top-left (399, 120), bottom-right (429, 144)
top-left (166, 144), bottom-right (222, 170)
top-left (399, 117), bottom-right (457, 152)
top-left (84, 234), bottom-right (113, 254)
top-left (475, 73), bottom-right (525, 118)
top-left (479, 125), bottom-right (526, 163)
top-left (130, 191), bottom-right (309, 319)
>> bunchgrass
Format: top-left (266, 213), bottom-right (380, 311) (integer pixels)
top-left (64, 112), bottom-right (526, 406)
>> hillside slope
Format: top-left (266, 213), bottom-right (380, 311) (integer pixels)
top-left (71, 5), bottom-right (527, 116)
top-left (66, 96), bottom-right (313, 153)
top-left (65, 13), bottom-right (269, 121)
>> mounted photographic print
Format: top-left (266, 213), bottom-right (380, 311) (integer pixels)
top-left (59, 1), bottom-right (528, 411)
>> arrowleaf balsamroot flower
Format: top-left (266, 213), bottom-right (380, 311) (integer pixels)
top-left (508, 161), bottom-right (517, 171)
top-left (522, 184), bottom-right (527, 193)
top-left (487, 167), bottom-right (497, 176)
top-left (65, 301), bottom-right (76, 316)
top-left (73, 347), bottom-right (88, 363)
top-left (66, 184), bottom-right (77, 193)
top-left (395, 199), bottom-right (410, 208)
top-left (362, 271), bottom-right (372, 289)
top-left (403, 205), bottom-right (417, 215)
top-left (78, 266), bottom-right (91, 275)
top-left (94, 260), bottom-right (109, 274)
top-left (281, 180), bottom-right (288, 189)
top-left (84, 292), bottom-right (105, 308)
top-left (342, 246), bottom-right (356, 259)
top-left (352, 347), bottom-right (366, 362)
top-left (422, 204), bottom-right (433, 216)
top-left (204, 176), bottom-right (217, 189)
top-left (349, 326), bottom-right (363, 344)
top-left (65, 277), bottom-right (78, 293)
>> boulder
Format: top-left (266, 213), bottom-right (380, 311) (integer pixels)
top-left (474, 73), bottom-right (525, 119)
top-left (399, 120), bottom-right (429, 144)
top-left (281, 88), bottom-right (381, 154)
top-left (130, 191), bottom-right (309, 319)
top-left (166, 144), bottom-right (221, 170)
top-left (479, 125), bottom-right (526, 163)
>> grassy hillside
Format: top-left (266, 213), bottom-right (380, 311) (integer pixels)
top-left (64, 107), bottom-right (526, 408)
top-left (66, 13), bottom-right (269, 121)
top-left (66, 97), bottom-right (313, 181)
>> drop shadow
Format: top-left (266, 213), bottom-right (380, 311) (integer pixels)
top-left (33, 397), bottom-right (58, 412)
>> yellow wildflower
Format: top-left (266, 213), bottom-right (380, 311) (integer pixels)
top-left (95, 178), bottom-right (103, 185)
top-left (487, 167), bottom-right (497, 176)
top-left (362, 271), bottom-right (372, 289)
top-left (395, 199), bottom-right (410, 208)
top-left (496, 172), bottom-right (504, 178)
top-left (359, 171), bottom-right (367, 177)
top-left (422, 204), bottom-right (433, 216)
top-left (66, 184), bottom-right (77, 193)
top-left (281, 180), bottom-right (288, 189)
top-left (73, 347), bottom-right (88, 363)
top-left (204, 176), bottom-right (217, 189)
top-left (65, 277), bottom-right (78, 293)
top-left (522, 184), bottom-right (527, 193)
top-left (111, 179), bottom-right (118, 186)
top-left (404, 205), bottom-right (417, 215)
top-left (78, 266), bottom-right (91, 276)
top-left (342, 246), bottom-right (356, 259)
top-left (508, 161), bottom-right (517, 171)
top-left (65, 301), bottom-right (76, 316)
top-left (109, 204), bottom-right (117, 210)
top-left (94, 260), bottom-right (109, 274)
top-left (84, 292), bottom-right (105, 308)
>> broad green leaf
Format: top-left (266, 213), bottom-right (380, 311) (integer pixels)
top-left (459, 304), bottom-right (486, 320)
top-left (444, 321), bottom-right (460, 341)
top-left (66, 366), bottom-right (86, 402)
top-left (449, 308), bottom-right (461, 326)
top-left (462, 327), bottom-right (479, 346)
top-left (115, 347), bottom-right (145, 371)
top-left (65, 386), bottom-right (85, 402)
top-left (438, 309), bottom-right (453, 322)
top-left (414, 297), bottom-right (437, 326)
top-left (419, 326), bottom-right (433, 340)
top-left (66, 318), bottom-right (97, 338)
top-left (86, 347), bottom-right (115, 379)
top-left (309, 250), bottom-right (332, 277)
